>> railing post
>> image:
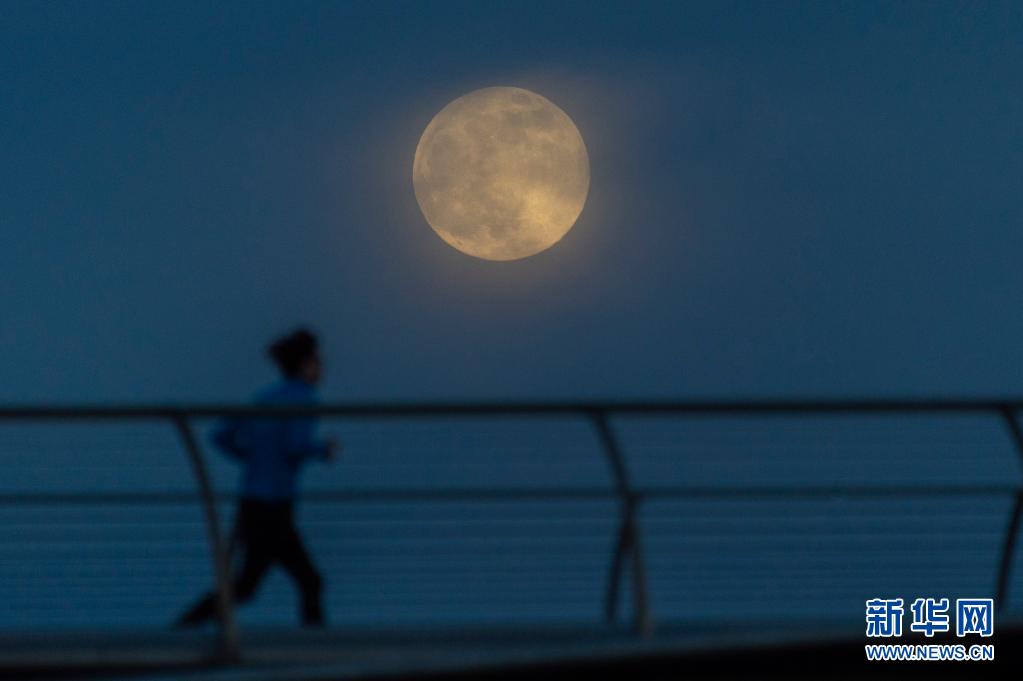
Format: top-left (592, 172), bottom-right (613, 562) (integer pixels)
top-left (591, 410), bottom-right (653, 636)
top-left (174, 414), bottom-right (240, 663)
top-left (995, 407), bottom-right (1023, 612)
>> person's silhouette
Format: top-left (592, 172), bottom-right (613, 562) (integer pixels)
top-left (177, 328), bottom-right (337, 627)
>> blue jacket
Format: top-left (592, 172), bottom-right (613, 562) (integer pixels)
top-left (211, 379), bottom-right (329, 501)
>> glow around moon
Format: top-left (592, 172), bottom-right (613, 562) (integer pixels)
top-left (413, 87), bottom-right (589, 261)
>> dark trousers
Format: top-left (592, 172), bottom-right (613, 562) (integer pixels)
top-left (178, 499), bottom-right (324, 626)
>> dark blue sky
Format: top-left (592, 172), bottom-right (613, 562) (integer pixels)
top-left (2, 1), bottom-right (1021, 402)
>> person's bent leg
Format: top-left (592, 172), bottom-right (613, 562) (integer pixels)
top-left (175, 590), bottom-right (220, 627)
top-left (175, 546), bottom-right (270, 628)
top-left (232, 547), bottom-right (272, 605)
top-left (277, 526), bottom-right (325, 626)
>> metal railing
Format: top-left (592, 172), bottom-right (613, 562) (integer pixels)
top-left (1, 398), bottom-right (1021, 663)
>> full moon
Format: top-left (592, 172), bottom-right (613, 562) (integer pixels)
top-left (413, 87), bottom-right (589, 261)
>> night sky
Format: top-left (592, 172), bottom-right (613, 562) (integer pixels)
top-left (2, 1), bottom-right (1021, 403)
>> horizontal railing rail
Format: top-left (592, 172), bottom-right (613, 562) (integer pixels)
top-left (2, 397), bottom-right (1023, 419)
top-left (0, 483), bottom-right (1016, 507)
top-left (0, 398), bottom-right (1020, 663)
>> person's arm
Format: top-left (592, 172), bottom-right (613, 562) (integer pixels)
top-left (210, 419), bottom-right (247, 461)
top-left (284, 417), bottom-right (333, 462)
